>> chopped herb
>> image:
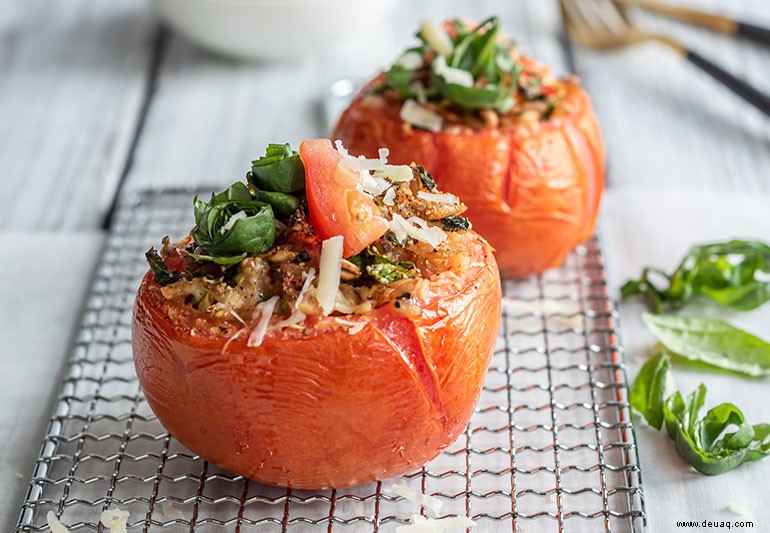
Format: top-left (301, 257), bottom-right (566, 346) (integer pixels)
top-left (416, 166), bottom-right (437, 190)
top-left (257, 190), bottom-right (300, 219)
top-left (145, 248), bottom-right (180, 286)
top-left (186, 251), bottom-right (247, 265)
top-left (350, 247), bottom-right (420, 285)
top-left (250, 143), bottom-right (306, 193)
top-left (621, 239), bottom-right (770, 313)
top-left (297, 251), bottom-right (310, 263)
top-left (192, 183), bottom-right (276, 257)
top-left (440, 216), bottom-right (470, 232)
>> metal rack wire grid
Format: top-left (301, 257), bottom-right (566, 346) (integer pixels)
top-left (16, 188), bottom-right (647, 533)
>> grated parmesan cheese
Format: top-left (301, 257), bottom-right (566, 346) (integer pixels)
top-left (400, 100), bottom-right (443, 132)
top-left (100, 508), bottom-right (130, 533)
top-left (334, 140), bottom-right (389, 170)
top-left (46, 512), bottom-right (69, 533)
top-left (417, 190), bottom-right (458, 204)
top-left (390, 214), bottom-right (447, 249)
top-left (390, 484), bottom-right (443, 515)
top-left (396, 50), bottom-right (424, 70)
top-left (335, 318), bottom-right (367, 335)
top-left (727, 502), bottom-right (748, 516)
top-left (159, 501), bottom-right (186, 521)
top-left (274, 309), bottom-right (307, 329)
top-left (220, 210), bottom-right (247, 234)
top-left (317, 236), bottom-right (344, 315)
top-left (420, 20), bottom-right (453, 58)
top-left (373, 164), bottom-right (414, 183)
top-left (383, 187), bottom-right (397, 206)
top-left (396, 514), bottom-right (475, 533)
top-left (247, 296), bottom-right (279, 347)
top-left (432, 55), bottom-right (474, 87)
top-left (361, 172), bottom-right (391, 197)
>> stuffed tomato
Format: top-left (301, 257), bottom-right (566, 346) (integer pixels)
top-left (132, 139), bottom-right (501, 489)
top-left (332, 17), bottom-right (605, 277)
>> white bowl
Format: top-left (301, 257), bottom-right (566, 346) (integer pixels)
top-left (151, 0), bottom-right (397, 60)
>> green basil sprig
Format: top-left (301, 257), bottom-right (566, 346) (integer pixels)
top-left (622, 239), bottom-right (770, 313)
top-left (631, 352), bottom-right (770, 475)
top-left (385, 17), bottom-right (525, 113)
top-left (191, 182), bottom-right (276, 260)
top-left (642, 312), bottom-right (770, 378)
top-left (249, 143), bottom-right (305, 194)
top-left (433, 17), bottom-right (523, 112)
top-left (350, 247), bottom-right (419, 285)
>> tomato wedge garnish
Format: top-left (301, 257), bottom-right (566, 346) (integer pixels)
top-left (299, 139), bottom-right (389, 258)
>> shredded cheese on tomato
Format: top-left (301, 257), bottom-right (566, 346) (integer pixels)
top-left (400, 100), bottom-right (443, 132)
top-left (335, 317), bottom-right (367, 334)
top-left (248, 295), bottom-right (279, 347)
top-left (417, 190), bottom-right (458, 204)
top-left (373, 165), bottom-right (413, 183)
top-left (317, 236), bottom-right (344, 315)
top-left (391, 214), bottom-right (447, 248)
top-left (432, 55), bottom-right (474, 87)
top-left (420, 20), bottom-right (453, 58)
top-left (220, 210), bottom-right (247, 234)
top-left (383, 187), bottom-right (397, 206)
top-left (396, 50), bottom-right (424, 70)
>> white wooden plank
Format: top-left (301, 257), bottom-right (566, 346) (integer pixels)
top-left (0, 0), bottom-right (156, 230)
top-left (0, 232), bottom-right (104, 532)
top-left (569, 0), bottom-right (770, 191)
top-left (124, 0), bottom-right (566, 193)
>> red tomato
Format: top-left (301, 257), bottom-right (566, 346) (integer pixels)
top-left (300, 139), bottom-right (388, 257)
top-left (332, 72), bottom-right (605, 277)
top-left (132, 230), bottom-right (501, 489)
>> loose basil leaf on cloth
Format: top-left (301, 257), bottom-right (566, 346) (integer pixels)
top-left (630, 352), bottom-right (770, 475)
top-left (621, 239), bottom-right (770, 313)
top-left (145, 248), bottom-right (180, 286)
top-left (192, 183), bottom-right (276, 257)
top-left (250, 143), bottom-right (306, 193)
top-left (641, 312), bottom-right (770, 377)
top-left (663, 386), bottom-right (770, 475)
top-left (630, 351), bottom-right (671, 429)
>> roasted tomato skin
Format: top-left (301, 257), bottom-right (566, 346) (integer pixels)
top-left (332, 77), bottom-right (605, 277)
top-left (132, 233), bottom-right (501, 489)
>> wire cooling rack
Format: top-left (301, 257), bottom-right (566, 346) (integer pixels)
top-left (16, 188), bottom-right (647, 532)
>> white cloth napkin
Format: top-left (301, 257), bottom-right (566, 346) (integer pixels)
top-left (602, 187), bottom-right (770, 532)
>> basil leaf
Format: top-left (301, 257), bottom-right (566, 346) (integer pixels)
top-left (440, 216), bottom-right (470, 232)
top-left (250, 143), bottom-right (305, 193)
top-left (352, 247), bottom-right (419, 285)
top-left (642, 313), bottom-right (770, 377)
top-left (192, 184), bottom-right (277, 257)
top-left (416, 166), bottom-right (437, 190)
top-left (257, 190), bottom-right (300, 219)
top-left (434, 75), bottom-right (515, 112)
top-left (622, 239), bottom-right (770, 312)
top-left (386, 65), bottom-right (416, 97)
top-left (186, 251), bottom-right (247, 265)
top-left (663, 386), bottom-right (770, 475)
top-left (630, 351), bottom-right (670, 430)
top-left (145, 248), bottom-right (180, 286)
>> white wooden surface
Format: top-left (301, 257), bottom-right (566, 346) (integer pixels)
top-left (2, 0), bottom-right (770, 531)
